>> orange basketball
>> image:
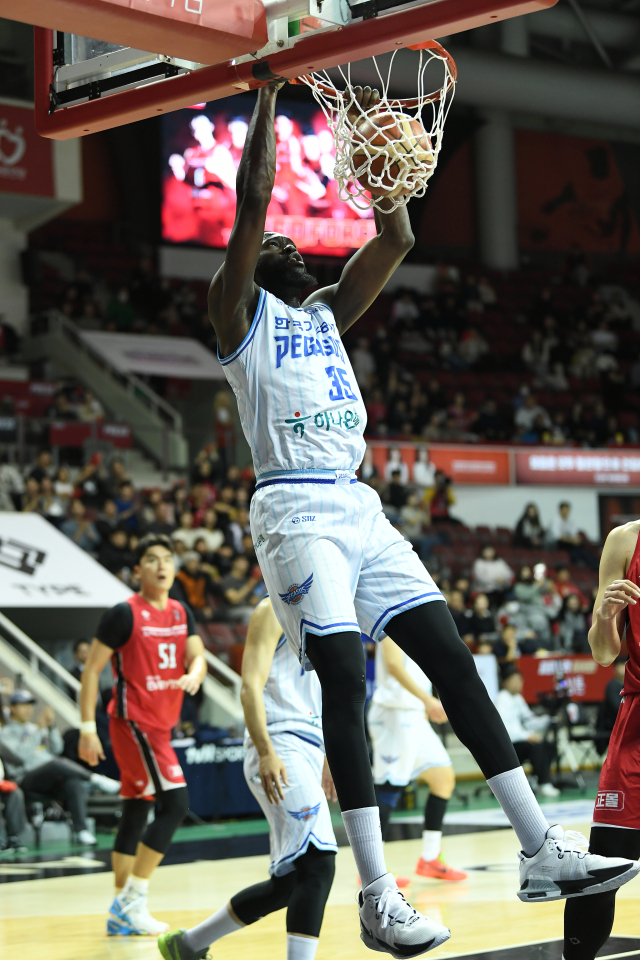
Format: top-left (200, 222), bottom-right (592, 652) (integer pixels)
top-left (351, 112), bottom-right (433, 197)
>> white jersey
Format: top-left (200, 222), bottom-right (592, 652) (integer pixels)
top-left (245, 634), bottom-right (324, 749)
top-left (371, 641), bottom-right (433, 712)
top-left (220, 288), bottom-right (367, 479)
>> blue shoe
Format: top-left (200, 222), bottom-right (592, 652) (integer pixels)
top-left (107, 893), bottom-right (169, 936)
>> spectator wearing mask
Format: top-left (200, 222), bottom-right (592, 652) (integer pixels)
top-left (114, 481), bottom-right (139, 532)
top-left (77, 390), bottom-right (105, 423)
top-left (412, 448), bottom-right (435, 490)
top-left (39, 475), bottom-right (67, 527)
top-left (513, 504), bottom-right (545, 549)
top-left (0, 691), bottom-right (120, 845)
top-left (471, 545), bottom-right (514, 607)
top-left (558, 594), bottom-right (589, 653)
top-left (383, 449), bottom-right (409, 485)
top-left (54, 467), bottom-right (74, 509)
top-left (512, 566), bottom-right (552, 647)
top-left (218, 556), bottom-right (263, 623)
top-left (61, 500), bottom-right (101, 554)
top-left (495, 671), bottom-right (558, 797)
top-left (98, 528), bottom-right (135, 576)
top-left (174, 553), bottom-right (217, 622)
top-left (548, 502), bottom-right (598, 571)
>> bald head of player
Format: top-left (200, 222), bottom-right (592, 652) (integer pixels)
top-left (254, 232), bottom-right (317, 302)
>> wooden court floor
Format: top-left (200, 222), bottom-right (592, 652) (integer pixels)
top-left (2, 824), bottom-right (640, 960)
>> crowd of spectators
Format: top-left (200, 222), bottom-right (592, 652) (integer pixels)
top-left (0, 443), bottom-right (264, 636)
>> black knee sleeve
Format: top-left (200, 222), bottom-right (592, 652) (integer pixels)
top-left (306, 631), bottom-right (376, 810)
top-left (230, 871), bottom-right (297, 925)
top-left (287, 845), bottom-right (336, 937)
top-left (114, 799), bottom-right (152, 856)
top-left (386, 603), bottom-right (519, 780)
top-left (564, 826), bottom-right (640, 960)
top-left (142, 787), bottom-right (189, 856)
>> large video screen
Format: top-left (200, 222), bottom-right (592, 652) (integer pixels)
top-left (161, 94), bottom-right (376, 258)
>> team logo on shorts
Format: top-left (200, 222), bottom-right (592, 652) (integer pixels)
top-left (596, 790), bottom-right (625, 811)
top-left (279, 573), bottom-right (313, 605)
top-left (287, 802), bottom-right (321, 821)
top-left (382, 755), bottom-right (400, 765)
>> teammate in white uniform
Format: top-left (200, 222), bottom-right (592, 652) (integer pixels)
top-left (158, 598), bottom-right (337, 960)
top-left (208, 80), bottom-right (640, 957)
top-left (369, 637), bottom-right (466, 882)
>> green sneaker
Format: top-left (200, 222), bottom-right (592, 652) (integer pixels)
top-left (157, 929), bottom-right (209, 960)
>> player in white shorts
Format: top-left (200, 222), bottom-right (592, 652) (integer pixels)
top-left (208, 79), bottom-right (640, 958)
top-left (158, 597), bottom-right (336, 960)
top-left (369, 637), bottom-right (466, 882)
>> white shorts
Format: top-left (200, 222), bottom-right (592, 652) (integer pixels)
top-left (244, 732), bottom-right (337, 876)
top-left (368, 702), bottom-right (452, 786)
top-left (251, 475), bottom-right (443, 667)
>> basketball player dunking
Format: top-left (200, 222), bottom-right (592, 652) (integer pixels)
top-left (564, 521), bottom-right (640, 960)
top-left (209, 81), bottom-right (639, 957)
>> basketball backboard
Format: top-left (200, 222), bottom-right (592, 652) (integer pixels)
top-left (16, 0), bottom-right (559, 138)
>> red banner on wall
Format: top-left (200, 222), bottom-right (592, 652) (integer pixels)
top-left (518, 655), bottom-right (613, 704)
top-left (367, 442), bottom-right (511, 485)
top-left (0, 105), bottom-right (53, 197)
top-left (49, 422), bottom-right (132, 449)
top-left (516, 450), bottom-right (640, 486)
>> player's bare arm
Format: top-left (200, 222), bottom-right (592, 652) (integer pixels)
top-left (241, 598), bottom-right (290, 804)
top-left (381, 636), bottom-right (447, 723)
top-left (177, 633), bottom-right (207, 696)
top-left (208, 84), bottom-right (283, 357)
top-left (589, 521), bottom-right (640, 666)
top-left (78, 638), bottom-right (114, 766)
top-left (304, 86), bottom-right (414, 334)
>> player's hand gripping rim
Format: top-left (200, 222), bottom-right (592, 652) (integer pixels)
top-left (79, 732), bottom-right (106, 767)
top-left (259, 752), bottom-right (289, 804)
top-left (600, 579), bottom-right (640, 619)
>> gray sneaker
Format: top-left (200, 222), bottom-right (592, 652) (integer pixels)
top-left (358, 873), bottom-right (451, 958)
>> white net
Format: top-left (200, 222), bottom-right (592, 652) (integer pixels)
top-left (298, 41), bottom-right (456, 213)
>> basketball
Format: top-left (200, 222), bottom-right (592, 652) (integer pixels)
top-left (351, 112), bottom-right (434, 197)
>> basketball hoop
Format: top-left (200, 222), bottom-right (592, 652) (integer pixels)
top-left (295, 41), bottom-right (456, 213)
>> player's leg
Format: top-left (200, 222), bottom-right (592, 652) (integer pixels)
top-left (416, 765), bottom-right (466, 881)
top-left (564, 826), bottom-right (640, 960)
top-left (385, 602), bottom-right (639, 898)
top-left (286, 845), bottom-right (336, 960)
top-left (305, 632), bottom-right (451, 956)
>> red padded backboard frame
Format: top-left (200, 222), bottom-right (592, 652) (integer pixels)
top-left (34, 0), bottom-right (559, 139)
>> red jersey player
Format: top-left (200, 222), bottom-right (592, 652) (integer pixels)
top-left (79, 533), bottom-right (207, 936)
top-left (564, 520), bottom-right (640, 960)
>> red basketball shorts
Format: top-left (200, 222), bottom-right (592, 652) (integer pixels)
top-left (110, 716), bottom-right (186, 800)
top-left (593, 692), bottom-right (640, 829)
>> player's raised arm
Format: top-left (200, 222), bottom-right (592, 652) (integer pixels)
top-left (241, 598), bottom-right (289, 803)
top-left (589, 523), bottom-right (640, 666)
top-left (208, 84), bottom-right (282, 357)
top-left (304, 86), bottom-right (414, 334)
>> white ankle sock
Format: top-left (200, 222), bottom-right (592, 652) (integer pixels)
top-left (421, 830), bottom-right (442, 862)
top-left (342, 806), bottom-right (387, 888)
top-left (121, 875), bottom-right (148, 901)
top-left (184, 903), bottom-right (243, 953)
top-left (486, 766), bottom-right (550, 857)
top-left (287, 934), bottom-right (319, 960)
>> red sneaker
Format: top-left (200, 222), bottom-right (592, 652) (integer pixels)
top-left (415, 857), bottom-right (468, 881)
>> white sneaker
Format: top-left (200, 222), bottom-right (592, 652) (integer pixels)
top-left (359, 873), bottom-right (451, 958)
top-left (90, 773), bottom-right (122, 795)
top-left (518, 825), bottom-right (640, 902)
top-left (108, 893), bottom-right (169, 936)
top-left (540, 783), bottom-right (561, 798)
top-left (77, 829), bottom-right (97, 845)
